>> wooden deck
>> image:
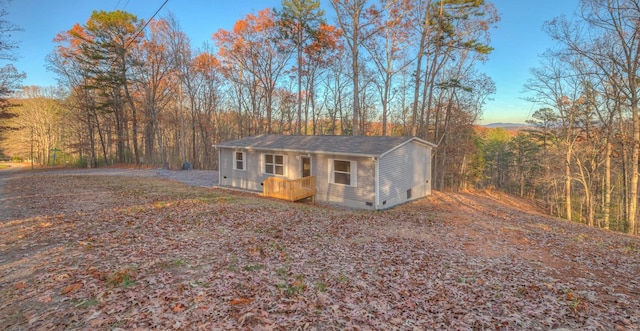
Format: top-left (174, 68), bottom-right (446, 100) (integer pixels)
top-left (262, 176), bottom-right (316, 202)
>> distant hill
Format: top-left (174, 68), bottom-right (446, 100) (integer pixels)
top-left (482, 122), bottom-right (531, 129)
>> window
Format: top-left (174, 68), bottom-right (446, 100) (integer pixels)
top-left (264, 154), bottom-right (284, 175)
top-left (233, 151), bottom-right (245, 170)
top-left (333, 160), bottom-right (351, 185)
top-left (330, 159), bottom-right (357, 186)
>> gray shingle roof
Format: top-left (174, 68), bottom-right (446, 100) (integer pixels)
top-left (215, 134), bottom-right (435, 157)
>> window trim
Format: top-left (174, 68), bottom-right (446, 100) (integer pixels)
top-left (263, 153), bottom-right (286, 176)
top-left (329, 159), bottom-right (357, 187)
top-left (233, 151), bottom-right (246, 171)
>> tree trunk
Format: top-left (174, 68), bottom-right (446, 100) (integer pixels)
top-left (410, 0), bottom-right (431, 136)
top-left (575, 155), bottom-right (593, 226)
top-left (352, 52), bottom-right (360, 136)
top-left (629, 100), bottom-right (639, 234)
top-left (565, 143), bottom-right (572, 222)
top-left (86, 111), bottom-right (97, 168)
top-left (603, 141), bottom-right (611, 229)
top-left (297, 42), bottom-right (303, 135)
top-left (121, 59), bottom-right (140, 165)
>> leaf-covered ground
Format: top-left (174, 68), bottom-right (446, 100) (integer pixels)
top-left (1, 167), bottom-right (639, 330)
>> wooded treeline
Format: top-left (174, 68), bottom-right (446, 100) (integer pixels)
top-left (476, 0), bottom-right (640, 235)
top-left (0, 0), bottom-right (25, 143)
top-left (2, 0), bottom-right (640, 235)
top-left (1, 0), bottom-right (498, 185)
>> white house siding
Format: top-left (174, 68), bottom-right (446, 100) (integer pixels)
top-left (219, 148), bottom-right (301, 191)
top-left (313, 154), bottom-right (377, 209)
top-left (378, 141), bottom-right (431, 208)
top-left (219, 148), bottom-right (254, 190)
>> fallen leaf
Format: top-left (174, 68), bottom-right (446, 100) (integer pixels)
top-left (61, 282), bottom-right (83, 295)
top-left (231, 297), bottom-right (253, 305)
top-left (173, 303), bottom-right (186, 312)
top-left (89, 317), bottom-right (110, 328)
top-left (38, 295), bottom-right (52, 303)
top-left (14, 282), bottom-right (28, 290)
top-left (566, 292), bottom-right (575, 301)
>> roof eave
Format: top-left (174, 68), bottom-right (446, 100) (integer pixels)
top-left (379, 137), bottom-right (437, 158)
top-left (215, 145), bottom-right (379, 158)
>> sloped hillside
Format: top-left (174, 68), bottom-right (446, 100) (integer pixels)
top-left (0, 168), bottom-right (638, 330)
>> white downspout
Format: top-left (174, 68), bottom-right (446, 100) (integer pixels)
top-left (374, 156), bottom-right (380, 210)
top-left (217, 147), bottom-right (221, 186)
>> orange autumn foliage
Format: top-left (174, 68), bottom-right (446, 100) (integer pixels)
top-left (193, 52), bottom-right (220, 79)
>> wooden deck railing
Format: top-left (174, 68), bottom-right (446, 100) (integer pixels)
top-left (262, 176), bottom-right (316, 202)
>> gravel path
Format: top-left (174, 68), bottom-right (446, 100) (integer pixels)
top-left (0, 163), bottom-right (218, 189)
top-left (19, 166), bottom-right (220, 187)
top-left (154, 168), bottom-right (219, 187)
top-left (0, 164), bottom-right (219, 224)
top-left (0, 164), bottom-right (219, 211)
top-left (0, 164), bottom-right (34, 206)
top-left (0, 164), bottom-right (219, 221)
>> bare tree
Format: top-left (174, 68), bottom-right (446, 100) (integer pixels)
top-left (545, 0), bottom-right (640, 234)
top-left (330, 0), bottom-right (380, 135)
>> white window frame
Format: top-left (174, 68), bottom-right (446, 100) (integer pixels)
top-left (329, 159), bottom-right (357, 187)
top-left (263, 153), bottom-right (285, 176)
top-left (233, 151), bottom-right (246, 171)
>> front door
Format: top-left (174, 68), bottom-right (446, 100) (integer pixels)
top-left (301, 156), bottom-right (311, 178)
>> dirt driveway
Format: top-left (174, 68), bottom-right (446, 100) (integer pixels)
top-left (0, 163), bottom-right (218, 187)
top-left (0, 163), bottom-right (32, 219)
top-left (0, 164), bottom-right (219, 221)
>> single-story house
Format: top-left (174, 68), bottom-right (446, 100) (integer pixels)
top-left (214, 134), bottom-right (437, 210)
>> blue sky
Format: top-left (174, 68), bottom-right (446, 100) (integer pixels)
top-left (482, 0), bottom-right (580, 124)
top-left (6, 0), bottom-right (580, 125)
